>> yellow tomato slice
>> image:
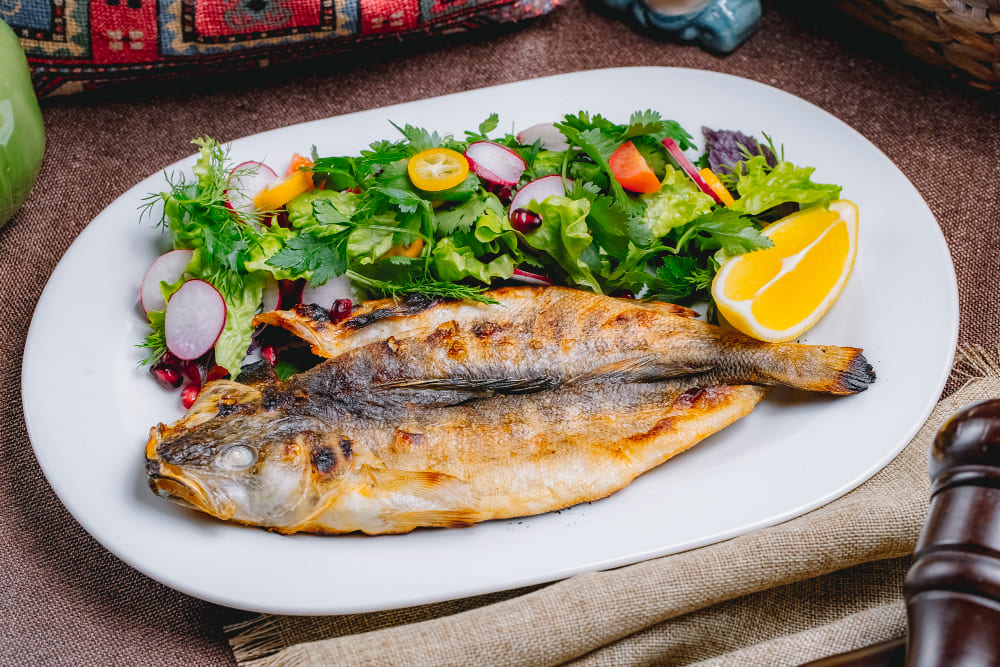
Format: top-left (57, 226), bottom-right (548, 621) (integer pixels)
top-left (407, 148), bottom-right (469, 192)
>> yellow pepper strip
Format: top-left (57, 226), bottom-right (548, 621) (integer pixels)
top-left (253, 168), bottom-right (314, 211)
top-left (382, 238), bottom-right (425, 258)
top-left (699, 168), bottom-right (736, 206)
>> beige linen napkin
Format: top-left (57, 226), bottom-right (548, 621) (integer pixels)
top-left (225, 349), bottom-right (995, 666)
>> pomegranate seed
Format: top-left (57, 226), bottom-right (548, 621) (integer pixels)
top-left (510, 208), bottom-right (542, 233)
top-left (207, 364), bottom-right (229, 381)
top-left (150, 364), bottom-right (183, 389)
top-left (618, 290), bottom-right (636, 299)
top-left (261, 345), bottom-right (277, 366)
top-left (491, 184), bottom-right (514, 205)
top-left (330, 298), bottom-right (353, 323)
top-left (180, 382), bottom-right (201, 409)
top-left (279, 279), bottom-right (304, 308)
top-left (180, 359), bottom-right (203, 384)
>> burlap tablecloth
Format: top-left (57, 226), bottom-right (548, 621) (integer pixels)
top-left (2, 1), bottom-right (999, 664)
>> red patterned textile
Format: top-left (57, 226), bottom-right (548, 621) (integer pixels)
top-left (5, 0), bottom-right (561, 96)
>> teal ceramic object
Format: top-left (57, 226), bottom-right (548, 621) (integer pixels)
top-left (0, 19), bottom-right (45, 229)
top-left (602, 0), bottom-right (761, 53)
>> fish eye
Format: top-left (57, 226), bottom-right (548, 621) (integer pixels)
top-left (217, 445), bottom-right (257, 471)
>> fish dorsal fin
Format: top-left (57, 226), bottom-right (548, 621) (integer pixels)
top-left (374, 377), bottom-right (559, 395)
top-left (570, 355), bottom-right (714, 385)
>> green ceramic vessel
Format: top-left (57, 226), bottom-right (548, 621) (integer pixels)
top-left (0, 19), bottom-right (45, 228)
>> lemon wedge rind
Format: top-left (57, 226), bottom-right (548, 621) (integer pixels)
top-left (712, 200), bottom-right (859, 344)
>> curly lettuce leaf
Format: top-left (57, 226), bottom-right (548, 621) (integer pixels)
top-left (213, 273), bottom-right (265, 375)
top-left (639, 165), bottom-right (715, 237)
top-left (286, 190), bottom-right (357, 229)
top-left (524, 196), bottom-right (601, 293)
top-left (431, 237), bottom-right (515, 283)
top-left (729, 155), bottom-right (841, 215)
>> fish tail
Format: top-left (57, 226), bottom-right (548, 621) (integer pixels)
top-left (764, 344), bottom-right (876, 395)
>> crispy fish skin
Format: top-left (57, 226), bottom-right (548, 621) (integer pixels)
top-left (258, 286), bottom-right (875, 396)
top-left (146, 287), bottom-right (874, 535)
top-left (147, 377), bottom-right (766, 534)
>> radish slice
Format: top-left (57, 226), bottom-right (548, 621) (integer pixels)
top-left (140, 249), bottom-right (194, 314)
top-left (260, 277), bottom-right (280, 313)
top-left (300, 274), bottom-right (354, 310)
top-left (509, 175), bottom-right (569, 222)
top-left (662, 138), bottom-right (723, 205)
top-left (511, 268), bottom-right (554, 286)
top-left (464, 142), bottom-right (527, 188)
top-left (516, 123), bottom-right (570, 151)
top-left (165, 280), bottom-right (227, 361)
top-left (225, 161), bottom-right (279, 215)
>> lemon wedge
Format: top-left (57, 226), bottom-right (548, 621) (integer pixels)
top-left (712, 200), bottom-right (859, 343)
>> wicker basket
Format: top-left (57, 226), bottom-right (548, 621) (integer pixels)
top-left (837, 0), bottom-right (1000, 90)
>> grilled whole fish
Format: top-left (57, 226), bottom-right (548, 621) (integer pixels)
top-left (146, 287), bottom-right (875, 535)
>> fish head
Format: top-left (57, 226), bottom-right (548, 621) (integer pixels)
top-left (146, 411), bottom-right (349, 527)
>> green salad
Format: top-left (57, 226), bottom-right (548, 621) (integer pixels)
top-left (138, 110), bottom-right (841, 403)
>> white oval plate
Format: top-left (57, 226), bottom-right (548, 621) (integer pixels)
top-left (23, 68), bottom-right (957, 615)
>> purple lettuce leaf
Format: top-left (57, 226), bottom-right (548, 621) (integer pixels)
top-left (702, 127), bottom-right (778, 178)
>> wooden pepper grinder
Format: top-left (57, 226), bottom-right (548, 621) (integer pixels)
top-left (904, 398), bottom-right (1000, 665)
top-left (803, 399), bottom-right (1000, 667)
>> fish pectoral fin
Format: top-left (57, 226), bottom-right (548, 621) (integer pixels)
top-left (361, 466), bottom-right (487, 530)
top-left (361, 465), bottom-right (467, 499)
top-left (378, 510), bottom-right (484, 532)
top-left (374, 377), bottom-right (559, 396)
top-left (570, 355), bottom-right (713, 385)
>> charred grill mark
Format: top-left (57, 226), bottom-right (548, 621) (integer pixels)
top-left (426, 321), bottom-right (467, 360)
top-left (293, 303), bottom-right (332, 322)
top-left (312, 446), bottom-right (337, 473)
top-left (471, 321), bottom-right (501, 338)
top-left (260, 386), bottom-right (286, 411)
top-left (339, 437), bottom-right (353, 459)
top-left (343, 293), bottom-right (439, 330)
top-left (608, 309), bottom-right (659, 329)
top-left (235, 360), bottom-right (277, 387)
top-left (216, 401), bottom-right (256, 417)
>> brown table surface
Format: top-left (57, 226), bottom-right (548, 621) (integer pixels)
top-left (2, 1), bottom-right (998, 664)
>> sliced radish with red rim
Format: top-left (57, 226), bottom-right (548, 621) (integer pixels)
top-left (662, 138), bottom-right (723, 205)
top-left (300, 274), bottom-right (354, 310)
top-left (225, 161), bottom-right (279, 215)
top-left (511, 268), bottom-right (554, 286)
top-left (516, 123), bottom-right (570, 151)
top-left (165, 280), bottom-right (227, 361)
top-left (140, 249), bottom-right (194, 315)
top-left (509, 175), bottom-right (569, 225)
top-left (260, 277), bottom-right (280, 313)
top-left (464, 142), bottom-right (527, 188)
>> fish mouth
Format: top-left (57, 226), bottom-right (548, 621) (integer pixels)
top-left (147, 469), bottom-right (210, 510)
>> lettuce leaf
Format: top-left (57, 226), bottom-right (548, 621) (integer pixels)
top-left (286, 189), bottom-right (357, 229)
top-left (639, 165), bottom-right (715, 237)
top-left (729, 155), bottom-right (841, 215)
top-left (431, 237), bottom-right (515, 283)
top-left (524, 196), bottom-right (601, 293)
top-left (212, 273), bottom-right (265, 376)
